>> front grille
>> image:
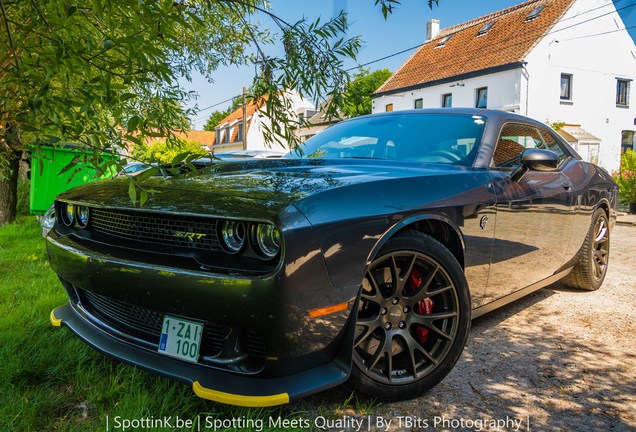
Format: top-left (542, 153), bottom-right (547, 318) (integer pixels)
top-left (90, 208), bottom-right (221, 251)
top-left (246, 331), bottom-right (266, 358)
top-left (82, 289), bottom-right (164, 342)
top-left (76, 288), bottom-right (265, 371)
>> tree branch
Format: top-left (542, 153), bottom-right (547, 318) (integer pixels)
top-left (0, 0), bottom-right (22, 88)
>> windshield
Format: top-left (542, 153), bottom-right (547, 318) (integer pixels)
top-left (289, 113), bottom-right (486, 166)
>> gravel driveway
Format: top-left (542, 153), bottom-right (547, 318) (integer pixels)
top-left (302, 224), bottom-right (635, 431)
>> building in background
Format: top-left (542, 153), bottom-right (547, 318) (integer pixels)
top-left (297, 97), bottom-right (341, 142)
top-left (372, 0), bottom-right (636, 171)
top-left (212, 90), bottom-right (314, 153)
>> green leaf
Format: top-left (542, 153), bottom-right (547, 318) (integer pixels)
top-left (128, 181), bottom-right (137, 206)
top-left (119, 93), bottom-right (137, 101)
top-left (139, 189), bottom-right (149, 207)
top-left (57, 155), bottom-right (80, 176)
top-left (135, 167), bottom-right (159, 182)
top-left (127, 116), bottom-right (140, 132)
top-left (65, 5), bottom-right (78, 17)
top-left (171, 151), bottom-right (190, 165)
top-left (37, 82), bottom-right (50, 97)
top-left (67, 167), bottom-right (82, 183)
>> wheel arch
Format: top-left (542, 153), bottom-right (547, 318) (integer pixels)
top-left (366, 214), bottom-right (466, 269)
top-left (595, 199), bottom-right (610, 218)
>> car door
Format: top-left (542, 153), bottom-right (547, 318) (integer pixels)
top-left (483, 122), bottom-right (575, 305)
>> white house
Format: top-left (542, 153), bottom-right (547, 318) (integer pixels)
top-left (372, 0), bottom-right (636, 172)
top-left (213, 90), bottom-right (314, 152)
top-left (297, 97), bottom-right (342, 142)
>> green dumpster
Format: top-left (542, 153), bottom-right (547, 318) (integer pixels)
top-left (29, 145), bottom-right (119, 215)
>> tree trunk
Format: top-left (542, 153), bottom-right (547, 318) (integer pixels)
top-left (0, 147), bottom-right (21, 225)
top-left (0, 122), bottom-right (22, 225)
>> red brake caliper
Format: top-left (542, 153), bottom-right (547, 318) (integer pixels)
top-left (408, 268), bottom-right (434, 345)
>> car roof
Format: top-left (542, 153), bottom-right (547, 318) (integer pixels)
top-left (354, 108), bottom-right (546, 127)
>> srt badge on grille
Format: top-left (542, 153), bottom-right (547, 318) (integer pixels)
top-left (173, 231), bottom-right (207, 241)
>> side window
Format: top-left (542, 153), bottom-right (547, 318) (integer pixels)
top-left (537, 128), bottom-right (568, 164)
top-left (491, 123), bottom-right (545, 168)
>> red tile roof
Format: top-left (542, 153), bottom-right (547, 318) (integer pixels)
top-left (375, 0), bottom-right (575, 95)
top-left (173, 130), bottom-right (216, 145)
top-left (215, 97), bottom-right (266, 144)
top-left (143, 130), bottom-right (216, 146)
top-left (217, 99), bottom-right (261, 129)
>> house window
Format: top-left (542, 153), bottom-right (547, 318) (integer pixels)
top-left (385, 103), bottom-right (394, 112)
top-left (560, 73), bottom-right (573, 101)
top-left (525, 5), bottom-right (545, 21)
top-left (475, 87), bottom-right (488, 108)
top-left (224, 127), bottom-right (231, 143)
top-left (414, 98), bottom-right (423, 109)
top-left (477, 22), bottom-right (495, 36)
top-left (617, 79), bottom-right (631, 107)
top-left (216, 131), bottom-right (221, 145)
top-left (238, 122), bottom-right (244, 141)
top-left (441, 93), bottom-right (452, 107)
top-left (622, 130), bottom-right (635, 153)
top-left (436, 34), bottom-right (454, 48)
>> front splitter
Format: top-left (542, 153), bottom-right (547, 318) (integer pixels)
top-left (50, 304), bottom-right (352, 407)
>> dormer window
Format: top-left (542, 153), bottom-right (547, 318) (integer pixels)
top-left (477, 22), bottom-right (495, 36)
top-left (436, 34), bottom-right (454, 48)
top-left (525, 5), bottom-right (544, 21)
top-left (238, 122), bottom-right (244, 141)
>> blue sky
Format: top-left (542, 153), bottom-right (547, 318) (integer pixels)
top-left (185, 0), bottom-right (636, 129)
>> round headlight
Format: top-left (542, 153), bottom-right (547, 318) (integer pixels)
top-left (76, 206), bottom-right (90, 228)
top-left (253, 223), bottom-right (281, 259)
top-left (61, 203), bottom-right (75, 226)
top-left (220, 220), bottom-right (246, 254)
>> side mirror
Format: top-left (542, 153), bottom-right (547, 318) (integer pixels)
top-left (521, 149), bottom-right (559, 171)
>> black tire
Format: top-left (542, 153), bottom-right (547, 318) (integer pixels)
top-left (347, 230), bottom-right (471, 401)
top-left (562, 208), bottom-right (610, 291)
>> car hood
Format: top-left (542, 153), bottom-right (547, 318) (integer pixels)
top-left (58, 159), bottom-right (469, 221)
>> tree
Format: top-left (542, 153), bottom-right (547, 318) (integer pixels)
top-left (203, 111), bottom-right (229, 132)
top-left (343, 68), bottom-right (393, 118)
top-left (0, 1), bottom-right (363, 224)
top-left (0, 0), bottom-right (439, 225)
top-left (203, 96), bottom-right (243, 131)
top-left (133, 139), bottom-right (205, 164)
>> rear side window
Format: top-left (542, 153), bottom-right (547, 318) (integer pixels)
top-left (491, 123), bottom-right (567, 168)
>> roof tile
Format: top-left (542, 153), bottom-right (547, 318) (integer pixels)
top-left (376, 0), bottom-right (575, 95)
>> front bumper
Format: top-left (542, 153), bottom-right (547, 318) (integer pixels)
top-left (50, 305), bottom-right (353, 406)
top-left (46, 219), bottom-right (360, 406)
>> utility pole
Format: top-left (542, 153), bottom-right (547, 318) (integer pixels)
top-left (242, 86), bottom-right (247, 151)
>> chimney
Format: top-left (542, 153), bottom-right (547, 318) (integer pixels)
top-left (426, 19), bottom-right (440, 41)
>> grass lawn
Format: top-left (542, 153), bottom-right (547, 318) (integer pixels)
top-left (0, 216), bottom-right (365, 431)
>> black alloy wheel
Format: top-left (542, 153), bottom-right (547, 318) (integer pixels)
top-left (591, 215), bottom-right (610, 282)
top-left (562, 207), bottom-right (610, 291)
top-left (348, 230), bottom-right (470, 401)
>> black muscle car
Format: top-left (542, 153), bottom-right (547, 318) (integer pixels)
top-left (47, 109), bottom-right (617, 406)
